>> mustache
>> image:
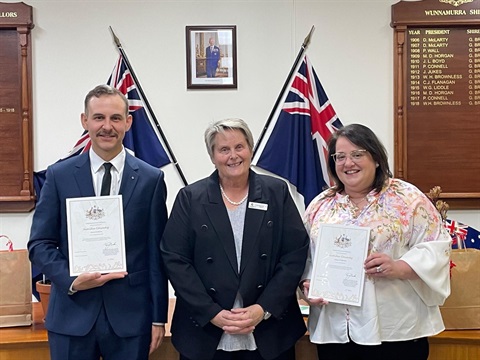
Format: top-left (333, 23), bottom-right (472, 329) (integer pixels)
top-left (97, 130), bottom-right (118, 137)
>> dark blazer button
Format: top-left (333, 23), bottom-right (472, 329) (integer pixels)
top-left (267, 221), bottom-right (273, 227)
top-left (201, 224), bottom-right (208, 231)
top-left (260, 253), bottom-right (267, 260)
top-left (206, 257), bottom-right (213, 263)
top-left (209, 287), bottom-right (217, 294)
top-left (257, 284), bottom-right (264, 289)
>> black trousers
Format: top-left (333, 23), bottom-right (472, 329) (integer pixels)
top-left (180, 346), bottom-right (295, 360)
top-left (316, 337), bottom-right (429, 360)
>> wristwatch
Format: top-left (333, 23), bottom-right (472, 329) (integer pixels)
top-left (263, 311), bottom-right (271, 320)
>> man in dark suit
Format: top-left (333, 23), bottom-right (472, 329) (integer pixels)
top-left (206, 37), bottom-right (221, 78)
top-left (28, 85), bottom-right (169, 360)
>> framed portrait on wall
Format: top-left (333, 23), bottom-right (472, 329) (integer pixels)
top-left (186, 25), bottom-right (237, 89)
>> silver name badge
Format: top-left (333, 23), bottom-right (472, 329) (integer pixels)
top-left (248, 202), bottom-right (268, 211)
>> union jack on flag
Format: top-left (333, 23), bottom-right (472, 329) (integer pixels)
top-left (444, 219), bottom-right (468, 245)
top-left (445, 218), bottom-right (480, 249)
top-left (64, 56), bottom-right (171, 169)
top-left (64, 131), bottom-right (91, 157)
top-left (253, 55), bottom-right (343, 207)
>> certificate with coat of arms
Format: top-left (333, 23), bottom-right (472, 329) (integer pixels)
top-left (309, 224), bottom-right (370, 306)
top-left (66, 195), bottom-right (126, 276)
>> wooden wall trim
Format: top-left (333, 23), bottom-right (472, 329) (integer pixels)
top-left (0, 2), bottom-right (35, 212)
top-left (391, 0), bottom-right (480, 209)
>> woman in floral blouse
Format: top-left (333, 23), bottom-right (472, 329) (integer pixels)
top-left (301, 123), bottom-right (451, 360)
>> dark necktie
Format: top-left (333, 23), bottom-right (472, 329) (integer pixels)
top-left (100, 162), bottom-right (113, 196)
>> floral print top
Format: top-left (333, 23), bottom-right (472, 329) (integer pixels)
top-left (303, 178), bottom-right (451, 344)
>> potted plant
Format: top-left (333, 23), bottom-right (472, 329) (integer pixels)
top-left (35, 275), bottom-right (51, 321)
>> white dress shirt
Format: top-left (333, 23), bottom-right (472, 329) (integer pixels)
top-left (89, 148), bottom-right (125, 196)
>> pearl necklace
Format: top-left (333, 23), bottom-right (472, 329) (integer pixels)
top-left (219, 184), bottom-right (248, 206)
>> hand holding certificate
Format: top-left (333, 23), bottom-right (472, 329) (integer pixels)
top-left (309, 224), bottom-right (370, 306)
top-left (66, 195), bottom-right (127, 276)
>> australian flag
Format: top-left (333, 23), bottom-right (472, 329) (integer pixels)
top-left (34, 55), bottom-right (171, 195)
top-left (105, 56), bottom-right (170, 168)
top-left (445, 218), bottom-right (480, 249)
top-left (253, 55), bottom-right (343, 207)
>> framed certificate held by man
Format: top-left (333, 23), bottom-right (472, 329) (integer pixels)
top-left (66, 195), bottom-right (127, 276)
top-left (309, 224), bottom-right (370, 306)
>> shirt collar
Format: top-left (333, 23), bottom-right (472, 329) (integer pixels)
top-left (89, 147), bottom-right (126, 174)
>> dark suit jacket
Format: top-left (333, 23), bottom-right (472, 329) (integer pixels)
top-left (161, 170), bottom-right (308, 360)
top-left (28, 152), bottom-right (168, 337)
top-left (206, 45), bottom-right (220, 71)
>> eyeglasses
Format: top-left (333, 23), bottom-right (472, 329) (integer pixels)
top-left (331, 149), bottom-right (368, 164)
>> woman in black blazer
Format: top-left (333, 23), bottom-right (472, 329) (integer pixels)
top-left (161, 118), bottom-right (309, 360)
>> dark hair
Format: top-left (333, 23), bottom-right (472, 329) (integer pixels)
top-left (84, 85), bottom-right (128, 116)
top-left (327, 123), bottom-right (392, 195)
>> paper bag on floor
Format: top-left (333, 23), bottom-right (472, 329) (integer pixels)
top-left (0, 240), bottom-right (32, 327)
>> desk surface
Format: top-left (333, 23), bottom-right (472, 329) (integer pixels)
top-left (0, 301), bottom-right (175, 343)
top-left (0, 302), bottom-right (47, 345)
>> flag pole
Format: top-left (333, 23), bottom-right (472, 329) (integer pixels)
top-left (252, 25), bottom-right (315, 158)
top-left (109, 27), bottom-right (188, 186)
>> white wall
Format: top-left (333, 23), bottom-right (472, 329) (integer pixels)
top-left (0, 0), bottom-right (478, 251)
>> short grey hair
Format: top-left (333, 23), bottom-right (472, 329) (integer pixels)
top-left (84, 84), bottom-right (129, 116)
top-left (204, 118), bottom-right (254, 159)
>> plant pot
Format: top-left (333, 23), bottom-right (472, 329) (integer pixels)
top-left (35, 280), bottom-right (51, 321)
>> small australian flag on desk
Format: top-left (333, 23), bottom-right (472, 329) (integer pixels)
top-left (445, 219), bottom-right (480, 249)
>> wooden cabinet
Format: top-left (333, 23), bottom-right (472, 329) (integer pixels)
top-left (0, 2), bottom-right (35, 212)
